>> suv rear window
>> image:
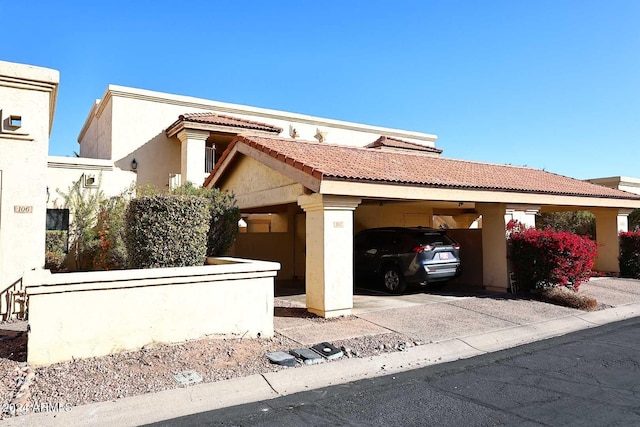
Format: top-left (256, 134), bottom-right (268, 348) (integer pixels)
top-left (412, 232), bottom-right (455, 246)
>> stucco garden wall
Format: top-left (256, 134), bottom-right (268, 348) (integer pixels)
top-left (25, 258), bottom-right (280, 366)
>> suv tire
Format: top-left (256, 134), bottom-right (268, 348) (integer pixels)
top-left (382, 265), bottom-right (407, 294)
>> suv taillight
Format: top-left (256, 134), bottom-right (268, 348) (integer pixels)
top-left (452, 243), bottom-right (460, 250)
top-left (412, 245), bottom-right (434, 253)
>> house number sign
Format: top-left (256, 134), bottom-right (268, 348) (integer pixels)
top-left (14, 206), bottom-right (33, 214)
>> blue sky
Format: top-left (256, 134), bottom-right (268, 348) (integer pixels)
top-left (3, 0), bottom-right (638, 179)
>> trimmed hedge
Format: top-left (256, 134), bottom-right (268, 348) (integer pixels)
top-left (206, 189), bottom-right (240, 257)
top-left (509, 228), bottom-right (597, 292)
top-left (619, 231), bottom-right (640, 279)
top-left (125, 195), bottom-right (209, 268)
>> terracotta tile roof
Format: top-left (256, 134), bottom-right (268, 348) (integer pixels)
top-left (366, 136), bottom-right (443, 154)
top-left (171, 112), bottom-right (282, 133)
top-left (208, 135), bottom-right (640, 199)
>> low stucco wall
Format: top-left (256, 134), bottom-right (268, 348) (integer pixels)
top-left (25, 257), bottom-right (279, 366)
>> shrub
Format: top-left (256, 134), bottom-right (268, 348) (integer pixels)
top-left (619, 231), bottom-right (640, 279)
top-left (167, 182), bottom-right (240, 257)
top-left (45, 230), bottom-right (68, 271)
top-left (508, 227), bottom-right (597, 292)
top-left (125, 195), bottom-right (210, 268)
top-left (206, 189), bottom-right (240, 257)
top-left (538, 287), bottom-right (598, 311)
top-left (536, 210), bottom-right (596, 240)
top-left (93, 192), bottom-right (131, 270)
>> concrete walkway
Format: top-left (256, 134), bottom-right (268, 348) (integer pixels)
top-left (5, 278), bottom-right (640, 426)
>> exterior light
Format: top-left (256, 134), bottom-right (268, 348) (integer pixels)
top-left (131, 158), bottom-right (138, 170)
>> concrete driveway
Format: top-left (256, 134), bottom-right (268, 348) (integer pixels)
top-left (275, 277), bottom-right (640, 346)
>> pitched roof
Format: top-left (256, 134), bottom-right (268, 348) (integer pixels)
top-left (168, 112), bottom-right (282, 134)
top-left (366, 136), bottom-right (443, 154)
top-left (207, 135), bottom-right (640, 200)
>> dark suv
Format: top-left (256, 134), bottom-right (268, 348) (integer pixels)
top-left (354, 227), bottom-right (462, 293)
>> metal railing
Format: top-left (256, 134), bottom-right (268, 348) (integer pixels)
top-left (1, 278), bottom-right (26, 321)
top-left (205, 146), bottom-right (215, 173)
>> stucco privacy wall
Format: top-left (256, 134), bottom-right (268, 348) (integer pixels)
top-left (0, 61), bottom-right (58, 297)
top-left (25, 258), bottom-right (280, 366)
top-left (78, 85), bottom-right (439, 188)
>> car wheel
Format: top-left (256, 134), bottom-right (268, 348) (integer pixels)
top-left (382, 265), bottom-right (407, 294)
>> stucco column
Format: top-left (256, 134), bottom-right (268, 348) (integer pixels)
top-left (477, 203), bottom-right (509, 292)
top-left (176, 129), bottom-right (209, 185)
top-left (593, 208), bottom-right (630, 273)
top-left (297, 194), bottom-right (361, 318)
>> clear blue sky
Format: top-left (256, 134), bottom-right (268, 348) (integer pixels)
top-left (3, 0), bottom-right (638, 180)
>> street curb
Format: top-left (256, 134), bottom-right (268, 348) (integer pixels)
top-left (5, 302), bottom-right (640, 426)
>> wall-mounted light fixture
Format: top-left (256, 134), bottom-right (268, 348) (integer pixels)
top-left (131, 158), bottom-right (138, 171)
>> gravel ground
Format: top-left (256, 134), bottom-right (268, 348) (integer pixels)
top-left (0, 300), bottom-right (414, 420)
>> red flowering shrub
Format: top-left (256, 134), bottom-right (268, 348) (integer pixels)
top-left (619, 231), bottom-right (640, 279)
top-left (508, 227), bottom-right (597, 292)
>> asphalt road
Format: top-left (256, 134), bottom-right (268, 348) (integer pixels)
top-left (148, 317), bottom-right (640, 426)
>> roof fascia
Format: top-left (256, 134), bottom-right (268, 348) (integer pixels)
top-left (319, 180), bottom-right (640, 209)
top-left (166, 120), bottom-right (278, 139)
top-left (100, 84), bottom-right (438, 143)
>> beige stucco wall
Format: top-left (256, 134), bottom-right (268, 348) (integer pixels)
top-left (78, 85), bottom-right (440, 189)
top-left (25, 258), bottom-right (279, 366)
top-left (355, 201), bottom-right (434, 232)
top-left (46, 156), bottom-right (137, 208)
top-left (0, 61), bottom-right (58, 295)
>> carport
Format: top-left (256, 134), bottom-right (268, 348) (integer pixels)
top-left (205, 135), bottom-right (640, 318)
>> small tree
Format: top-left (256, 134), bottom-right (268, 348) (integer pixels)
top-left (536, 211), bottom-right (596, 240)
top-left (629, 209), bottom-right (640, 231)
top-left (57, 175), bottom-right (105, 270)
top-left (93, 186), bottom-right (134, 270)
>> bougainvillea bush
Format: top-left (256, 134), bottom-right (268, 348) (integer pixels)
top-left (619, 231), bottom-right (640, 279)
top-left (508, 224), bottom-right (597, 292)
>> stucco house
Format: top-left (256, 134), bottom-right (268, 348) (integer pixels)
top-left (2, 59), bottom-right (639, 320)
top-left (72, 85), bottom-right (640, 317)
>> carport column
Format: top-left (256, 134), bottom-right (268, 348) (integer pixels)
top-left (476, 203), bottom-right (509, 293)
top-left (592, 208), bottom-right (631, 273)
top-left (176, 129), bottom-right (209, 185)
top-left (298, 194), bottom-right (362, 318)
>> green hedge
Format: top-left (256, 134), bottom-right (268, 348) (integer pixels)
top-left (125, 195), bottom-right (209, 268)
top-left (619, 231), bottom-right (640, 279)
top-left (206, 189), bottom-right (240, 257)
